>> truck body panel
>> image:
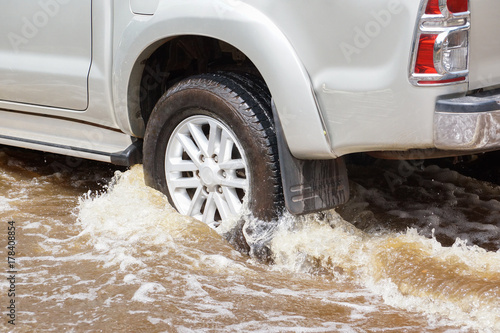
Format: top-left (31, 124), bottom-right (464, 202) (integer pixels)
top-left (0, 0), bottom-right (498, 162)
top-left (0, 0), bottom-right (92, 111)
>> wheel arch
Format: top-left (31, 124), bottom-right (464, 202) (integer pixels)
top-left (113, 0), bottom-right (334, 159)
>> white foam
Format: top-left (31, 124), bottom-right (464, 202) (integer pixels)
top-left (131, 282), bottom-right (167, 303)
top-left (124, 274), bottom-right (139, 284)
top-left (147, 316), bottom-right (171, 325)
top-left (184, 275), bottom-right (209, 298)
top-left (0, 195), bottom-right (13, 211)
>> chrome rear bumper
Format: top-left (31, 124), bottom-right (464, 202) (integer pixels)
top-left (435, 90), bottom-right (500, 151)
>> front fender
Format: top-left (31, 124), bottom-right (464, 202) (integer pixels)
top-left (113, 0), bottom-right (335, 159)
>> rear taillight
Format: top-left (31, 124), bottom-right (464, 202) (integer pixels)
top-left (410, 0), bottom-right (470, 86)
top-left (415, 34), bottom-right (439, 74)
top-left (425, 0), bottom-right (441, 15)
top-left (426, 0), bottom-right (468, 14)
top-left (447, 0), bottom-right (468, 14)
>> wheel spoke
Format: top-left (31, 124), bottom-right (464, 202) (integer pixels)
top-left (187, 123), bottom-right (209, 156)
top-left (218, 131), bottom-right (234, 163)
top-left (202, 193), bottom-right (217, 222)
top-left (177, 134), bottom-right (202, 167)
top-left (166, 160), bottom-right (198, 173)
top-left (207, 121), bottom-right (221, 156)
top-left (222, 187), bottom-right (242, 215)
top-left (221, 178), bottom-right (248, 189)
top-left (214, 192), bottom-right (231, 220)
top-left (219, 159), bottom-right (245, 170)
top-left (186, 186), bottom-right (206, 216)
top-left (169, 177), bottom-right (200, 189)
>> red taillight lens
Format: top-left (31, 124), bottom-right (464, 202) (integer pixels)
top-left (415, 35), bottom-right (438, 74)
top-left (425, 0), bottom-right (441, 14)
top-left (425, 0), bottom-right (468, 15)
top-left (447, 0), bottom-right (468, 13)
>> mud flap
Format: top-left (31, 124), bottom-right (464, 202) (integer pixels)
top-left (272, 103), bottom-right (350, 215)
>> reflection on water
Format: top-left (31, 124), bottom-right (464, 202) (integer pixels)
top-left (0, 147), bottom-right (499, 332)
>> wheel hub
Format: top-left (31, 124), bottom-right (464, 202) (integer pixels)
top-left (199, 159), bottom-right (220, 191)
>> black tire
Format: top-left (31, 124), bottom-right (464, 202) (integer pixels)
top-left (143, 73), bottom-right (282, 225)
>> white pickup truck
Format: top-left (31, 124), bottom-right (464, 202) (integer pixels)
top-left (1, 0), bottom-right (499, 226)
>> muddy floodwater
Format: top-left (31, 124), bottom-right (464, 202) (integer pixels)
top-left (0, 146), bottom-right (499, 332)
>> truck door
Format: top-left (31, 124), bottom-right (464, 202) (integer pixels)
top-left (0, 0), bottom-right (92, 111)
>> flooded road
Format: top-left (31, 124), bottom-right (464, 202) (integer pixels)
top-left (0, 146), bottom-right (499, 332)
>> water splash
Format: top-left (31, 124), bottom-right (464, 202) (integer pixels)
top-left (263, 210), bottom-right (500, 332)
top-left (28, 163), bottom-right (498, 332)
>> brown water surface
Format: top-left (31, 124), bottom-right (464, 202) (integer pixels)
top-left (0, 147), bottom-right (499, 332)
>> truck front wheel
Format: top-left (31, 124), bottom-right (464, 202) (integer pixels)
top-left (143, 73), bottom-right (282, 228)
